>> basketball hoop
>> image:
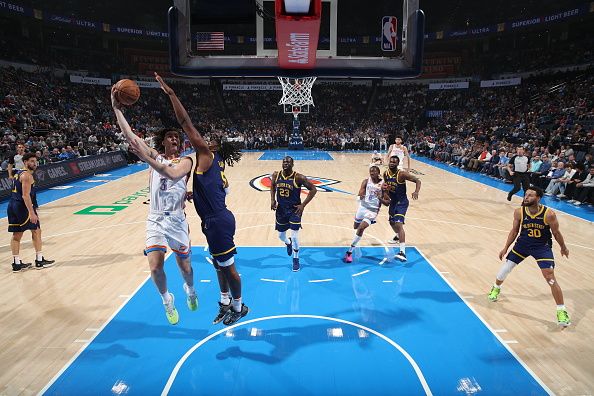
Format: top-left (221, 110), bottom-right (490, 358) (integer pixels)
top-left (278, 76), bottom-right (316, 118)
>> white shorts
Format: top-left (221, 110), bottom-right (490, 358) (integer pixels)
top-left (145, 213), bottom-right (191, 258)
top-left (354, 205), bottom-right (379, 225)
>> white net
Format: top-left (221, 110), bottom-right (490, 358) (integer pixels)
top-left (277, 76), bottom-right (317, 108)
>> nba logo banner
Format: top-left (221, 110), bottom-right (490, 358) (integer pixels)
top-left (382, 16), bottom-right (397, 51)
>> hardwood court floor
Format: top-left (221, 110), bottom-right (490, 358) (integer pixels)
top-left (0, 152), bottom-right (592, 395)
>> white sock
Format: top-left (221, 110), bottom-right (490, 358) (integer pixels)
top-left (279, 232), bottom-right (290, 245)
top-left (232, 297), bottom-right (242, 312)
top-left (161, 291), bottom-right (172, 304)
top-left (220, 292), bottom-right (231, 305)
top-left (493, 284), bottom-right (501, 289)
top-left (293, 249), bottom-right (299, 259)
top-left (184, 283), bottom-right (195, 295)
top-left (556, 305), bottom-right (566, 311)
top-left (36, 252), bottom-right (43, 261)
top-left (13, 255), bottom-right (20, 264)
top-left (399, 243), bottom-right (406, 253)
top-left (349, 234), bottom-right (362, 252)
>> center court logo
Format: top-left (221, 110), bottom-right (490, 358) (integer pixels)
top-left (249, 174), bottom-right (350, 194)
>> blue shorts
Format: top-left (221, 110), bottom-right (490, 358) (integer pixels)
top-left (388, 200), bottom-right (409, 224)
top-left (7, 201), bottom-right (40, 233)
top-left (201, 209), bottom-right (237, 263)
top-left (506, 244), bottom-right (555, 269)
top-left (275, 205), bottom-right (302, 232)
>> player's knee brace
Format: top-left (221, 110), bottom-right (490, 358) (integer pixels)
top-left (279, 231), bottom-right (288, 242)
top-left (217, 257), bottom-right (235, 267)
top-left (362, 218), bottom-right (372, 226)
top-left (496, 259), bottom-right (517, 281)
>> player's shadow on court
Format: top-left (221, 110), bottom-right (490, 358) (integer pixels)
top-left (82, 343), bottom-right (140, 360)
top-left (399, 290), bottom-right (461, 303)
top-left (238, 254), bottom-right (300, 270)
top-left (482, 288), bottom-right (594, 330)
top-left (215, 308), bottom-right (422, 365)
top-left (469, 292), bottom-right (561, 331)
top-left (88, 319), bottom-right (210, 346)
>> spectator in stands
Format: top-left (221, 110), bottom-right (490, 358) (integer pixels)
top-left (481, 149), bottom-right (500, 175)
top-left (562, 163), bottom-right (588, 201)
top-left (544, 162), bottom-right (568, 195)
top-left (531, 154), bottom-right (551, 186)
top-left (7, 143), bottom-right (26, 178)
top-left (569, 167), bottom-right (594, 205)
top-left (582, 153), bottom-right (592, 169)
top-left (468, 148), bottom-right (492, 171)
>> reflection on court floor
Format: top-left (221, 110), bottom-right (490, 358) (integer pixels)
top-left (43, 247), bottom-right (549, 395)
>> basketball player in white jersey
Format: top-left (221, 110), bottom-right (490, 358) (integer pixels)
top-left (386, 136), bottom-right (410, 170)
top-left (112, 89), bottom-right (197, 326)
top-left (344, 166), bottom-right (390, 263)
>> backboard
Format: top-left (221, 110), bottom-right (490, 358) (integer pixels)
top-left (168, 0), bottom-right (424, 79)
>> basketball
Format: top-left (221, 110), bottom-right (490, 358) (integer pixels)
top-left (113, 79), bottom-right (140, 106)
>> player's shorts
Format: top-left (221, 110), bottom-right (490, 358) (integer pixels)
top-left (275, 204), bottom-right (302, 232)
top-left (202, 209), bottom-right (237, 263)
top-left (354, 204), bottom-right (379, 225)
top-left (7, 201), bottom-right (40, 232)
top-left (145, 211), bottom-right (191, 259)
top-left (506, 244), bottom-right (555, 269)
top-left (388, 200), bottom-right (409, 224)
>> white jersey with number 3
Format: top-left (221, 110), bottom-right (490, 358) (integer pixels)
top-left (149, 155), bottom-right (190, 214)
top-left (354, 177), bottom-right (383, 224)
top-left (145, 155), bottom-right (193, 258)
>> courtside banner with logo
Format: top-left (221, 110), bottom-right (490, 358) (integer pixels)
top-left (480, 78), bottom-right (522, 88)
top-left (134, 80), bottom-right (161, 89)
top-left (69, 75), bottom-right (112, 86)
top-left (0, 151), bottom-right (128, 200)
top-left (222, 84), bottom-right (283, 91)
top-left (428, 82), bottom-right (469, 90)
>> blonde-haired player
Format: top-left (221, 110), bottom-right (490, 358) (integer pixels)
top-left (112, 88), bottom-right (197, 326)
top-left (344, 166), bottom-right (390, 263)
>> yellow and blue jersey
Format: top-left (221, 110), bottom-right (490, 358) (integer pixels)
top-left (192, 153), bottom-right (228, 219)
top-left (507, 205), bottom-right (555, 269)
top-left (11, 169), bottom-right (38, 207)
top-left (516, 205), bottom-right (552, 248)
top-left (275, 171), bottom-right (301, 208)
top-left (383, 169), bottom-right (407, 203)
top-left (7, 169), bottom-right (40, 232)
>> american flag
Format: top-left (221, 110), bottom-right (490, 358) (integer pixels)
top-left (196, 32), bottom-right (225, 50)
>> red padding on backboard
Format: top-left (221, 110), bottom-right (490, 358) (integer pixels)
top-left (275, 0), bottom-right (322, 69)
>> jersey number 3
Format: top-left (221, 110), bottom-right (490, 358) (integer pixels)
top-left (159, 178), bottom-right (168, 191)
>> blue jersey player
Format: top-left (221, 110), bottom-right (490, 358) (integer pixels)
top-left (383, 155), bottom-right (421, 262)
top-left (7, 152), bottom-right (54, 272)
top-left (270, 156), bottom-right (317, 272)
top-left (489, 186), bottom-right (571, 326)
top-left (137, 73), bottom-right (248, 326)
